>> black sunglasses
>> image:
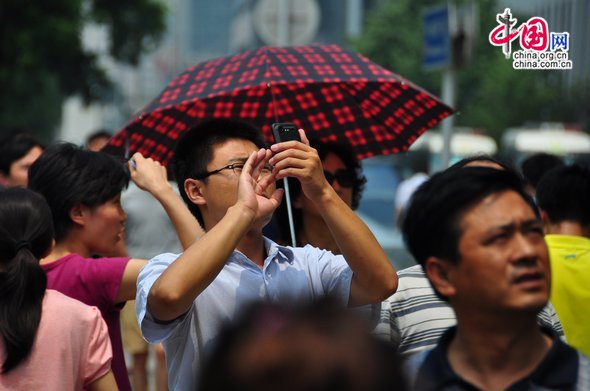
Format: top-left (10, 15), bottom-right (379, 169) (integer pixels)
top-left (324, 169), bottom-right (355, 188)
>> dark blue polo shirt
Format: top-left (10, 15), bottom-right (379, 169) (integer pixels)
top-left (408, 326), bottom-right (584, 390)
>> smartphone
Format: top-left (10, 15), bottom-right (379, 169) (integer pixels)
top-left (272, 123), bottom-right (301, 143)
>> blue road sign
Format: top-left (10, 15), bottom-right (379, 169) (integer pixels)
top-left (423, 5), bottom-right (450, 70)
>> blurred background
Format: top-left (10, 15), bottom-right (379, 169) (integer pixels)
top-left (2, 0), bottom-right (588, 269)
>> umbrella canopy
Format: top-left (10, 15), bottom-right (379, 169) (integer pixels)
top-left (104, 44), bottom-right (453, 165)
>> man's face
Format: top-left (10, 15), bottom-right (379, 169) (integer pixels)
top-left (198, 138), bottom-right (275, 229)
top-left (443, 190), bottom-right (550, 314)
top-left (5, 146), bottom-right (43, 187)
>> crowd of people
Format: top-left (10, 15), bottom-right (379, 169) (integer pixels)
top-left (0, 122), bottom-right (589, 390)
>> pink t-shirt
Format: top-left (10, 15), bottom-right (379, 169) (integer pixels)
top-left (41, 254), bottom-right (131, 391)
top-left (0, 290), bottom-right (112, 390)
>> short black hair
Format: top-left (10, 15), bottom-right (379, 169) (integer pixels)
top-left (520, 153), bottom-right (564, 189)
top-left (172, 119), bottom-right (267, 229)
top-left (536, 164), bottom-right (590, 226)
top-left (28, 143), bottom-right (129, 241)
top-left (449, 154), bottom-right (512, 171)
top-left (0, 130), bottom-right (43, 175)
top-left (402, 167), bottom-right (533, 268)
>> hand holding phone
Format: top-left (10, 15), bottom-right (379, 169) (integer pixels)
top-left (270, 123), bottom-right (301, 247)
top-left (272, 123), bottom-right (301, 144)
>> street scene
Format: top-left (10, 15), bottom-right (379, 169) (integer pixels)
top-left (1, 0), bottom-right (589, 390)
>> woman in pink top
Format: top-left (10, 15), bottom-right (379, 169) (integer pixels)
top-left (28, 145), bottom-right (202, 390)
top-left (0, 188), bottom-right (117, 390)
top-left (27, 144), bottom-right (144, 390)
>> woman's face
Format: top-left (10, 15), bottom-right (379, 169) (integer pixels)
top-left (297, 152), bottom-right (354, 216)
top-left (321, 153), bottom-right (354, 207)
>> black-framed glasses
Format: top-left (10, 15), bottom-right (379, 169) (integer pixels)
top-left (194, 162), bottom-right (272, 179)
top-left (193, 163), bottom-right (245, 179)
top-left (324, 169), bottom-right (355, 188)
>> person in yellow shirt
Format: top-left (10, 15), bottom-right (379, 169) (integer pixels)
top-left (536, 163), bottom-right (590, 357)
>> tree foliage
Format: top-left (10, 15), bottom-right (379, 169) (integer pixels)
top-left (353, 0), bottom-right (586, 140)
top-left (0, 0), bottom-right (166, 140)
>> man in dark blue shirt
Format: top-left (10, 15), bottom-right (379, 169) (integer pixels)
top-left (401, 166), bottom-right (590, 390)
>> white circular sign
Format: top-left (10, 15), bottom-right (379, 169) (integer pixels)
top-left (254, 0), bottom-right (321, 46)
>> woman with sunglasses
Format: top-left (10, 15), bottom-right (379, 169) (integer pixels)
top-left (276, 141), bottom-right (367, 254)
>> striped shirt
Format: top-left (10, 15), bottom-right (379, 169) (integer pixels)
top-left (375, 265), bottom-right (565, 356)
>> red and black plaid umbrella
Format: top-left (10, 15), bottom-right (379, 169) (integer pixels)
top-left (105, 44), bottom-right (453, 165)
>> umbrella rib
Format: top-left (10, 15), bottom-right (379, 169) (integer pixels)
top-left (340, 81), bottom-right (396, 127)
top-left (107, 45), bottom-right (453, 165)
top-left (263, 47), bottom-right (280, 124)
top-left (330, 80), bottom-right (437, 152)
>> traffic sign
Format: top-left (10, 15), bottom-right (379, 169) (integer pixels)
top-left (423, 5), bottom-right (450, 71)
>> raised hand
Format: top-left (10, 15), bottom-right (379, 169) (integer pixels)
top-left (128, 152), bottom-right (204, 247)
top-left (128, 152), bottom-right (172, 195)
top-left (269, 129), bottom-right (331, 202)
top-left (236, 149), bottom-right (284, 223)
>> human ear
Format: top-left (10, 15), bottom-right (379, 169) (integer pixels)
top-left (540, 210), bottom-right (550, 228)
top-left (425, 257), bottom-right (457, 298)
top-left (69, 204), bottom-right (89, 227)
top-left (184, 178), bottom-right (206, 206)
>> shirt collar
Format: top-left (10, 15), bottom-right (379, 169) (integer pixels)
top-left (229, 237), bottom-right (295, 271)
top-left (545, 234), bottom-right (590, 249)
top-left (418, 326), bottom-right (579, 390)
top-left (263, 236), bottom-right (294, 264)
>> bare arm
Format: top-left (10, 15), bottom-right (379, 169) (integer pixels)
top-left (115, 258), bottom-right (147, 303)
top-left (270, 130), bottom-right (398, 306)
top-left (147, 149), bottom-right (283, 321)
top-left (319, 189), bottom-right (397, 305)
top-left (88, 370), bottom-right (118, 391)
top-left (128, 153), bottom-right (204, 250)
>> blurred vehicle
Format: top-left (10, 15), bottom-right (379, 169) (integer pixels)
top-left (500, 123), bottom-right (590, 167)
top-left (356, 210), bottom-right (416, 270)
top-left (356, 155), bottom-right (416, 270)
top-left (410, 128), bottom-right (498, 173)
top-left (358, 155), bottom-right (400, 228)
top-left (355, 128), bottom-right (499, 270)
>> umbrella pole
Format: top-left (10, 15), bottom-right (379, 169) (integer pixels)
top-left (282, 178), bottom-right (297, 247)
top-left (266, 69), bottom-right (296, 246)
top-left (124, 133), bottom-right (130, 160)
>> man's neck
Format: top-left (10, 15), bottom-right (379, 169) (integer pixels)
top-left (545, 220), bottom-right (590, 238)
top-left (300, 212), bottom-right (341, 254)
top-left (448, 312), bottom-right (552, 390)
top-left (236, 230), bottom-right (267, 267)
